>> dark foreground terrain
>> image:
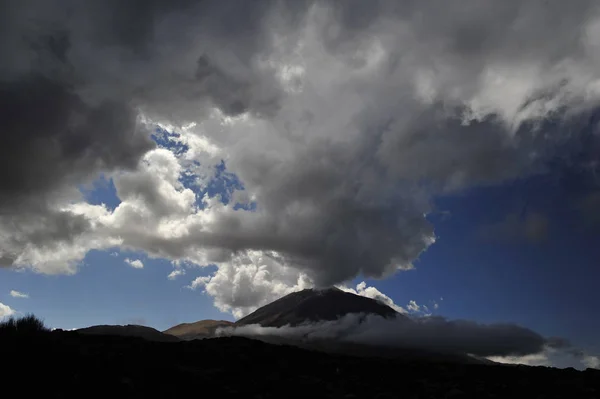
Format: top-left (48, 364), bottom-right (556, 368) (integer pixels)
top-left (2, 330), bottom-right (599, 398)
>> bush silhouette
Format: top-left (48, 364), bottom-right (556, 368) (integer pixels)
top-left (0, 314), bottom-right (50, 335)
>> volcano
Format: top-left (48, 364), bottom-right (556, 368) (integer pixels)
top-left (228, 288), bottom-right (484, 364)
top-left (235, 287), bottom-right (405, 327)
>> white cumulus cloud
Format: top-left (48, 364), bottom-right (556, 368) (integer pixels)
top-left (167, 269), bottom-right (185, 280)
top-left (583, 355), bottom-right (600, 369)
top-left (0, 303), bottom-right (15, 319)
top-left (189, 250), bottom-right (312, 319)
top-left (124, 258), bottom-right (144, 269)
top-left (9, 290), bottom-right (28, 299)
top-left (407, 300), bottom-right (421, 313)
top-left (338, 281), bottom-right (407, 314)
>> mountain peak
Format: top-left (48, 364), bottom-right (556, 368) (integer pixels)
top-left (235, 287), bottom-right (403, 327)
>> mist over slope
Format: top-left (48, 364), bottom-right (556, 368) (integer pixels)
top-left (208, 288), bottom-right (592, 367)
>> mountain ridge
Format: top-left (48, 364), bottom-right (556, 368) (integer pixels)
top-left (163, 319), bottom-right (234, 340)
top-left (77, 324), bottom-right (179, 342)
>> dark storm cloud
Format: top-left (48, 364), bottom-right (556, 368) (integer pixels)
top-left (0, 0), bottom-right (296, 212)
top-left (2, 0), bottom-right (600, 287)
top-left (0, 75), bottom-right (153, 209)
top-left (0, 0), bottom-right (306, 270)
top-left (0, 210), bottom-right (91, 267)
top-left (179, 108), bottom-right (593, 286)
top-left (195, 54), bottom-right (280, 116)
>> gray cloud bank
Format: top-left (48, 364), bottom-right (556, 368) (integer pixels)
top-left (1, 0), bottom-right (600, 297)
top-left (218, 313), bottom-right (546, 358)
top-left (217, 313), bottom-right (599, 368)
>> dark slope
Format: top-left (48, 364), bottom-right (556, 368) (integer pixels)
top-left (2, 330), bottom-right (599, 398)
top-left (236, 287), bottom-right (403, 327)
top-left (163, 319), bottom-right (233, 340)
top-left (250, 334), bottom-right (490, 365)
top-left (77, 324), bottom-right (179, 342)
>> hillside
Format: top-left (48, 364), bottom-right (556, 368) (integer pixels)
top-left (163, 319), bottom-right (233, 340)
top-left (77, 324), bottom-right (179, 342)
top-left (2, 330), bottom-right (599, 398)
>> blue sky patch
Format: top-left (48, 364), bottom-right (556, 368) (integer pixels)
top-left (79, 174), bottom-right (121, 211)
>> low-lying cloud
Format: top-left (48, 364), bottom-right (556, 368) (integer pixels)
top-left (216, 313), bottom-right (598, 368)
top-left (217, 313), bottom-right (545, 358)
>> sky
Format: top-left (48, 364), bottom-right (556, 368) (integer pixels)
top-left (0, 0), bottom-right (599, 369)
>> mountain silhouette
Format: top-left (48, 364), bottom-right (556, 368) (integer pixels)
top-left (77, 324), bottom-right (179, 342)
top-left (235, 287), bottom-right (403, 327)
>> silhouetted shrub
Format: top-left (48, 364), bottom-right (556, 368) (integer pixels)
top-left (0, 314), bottom-right (49, 335)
